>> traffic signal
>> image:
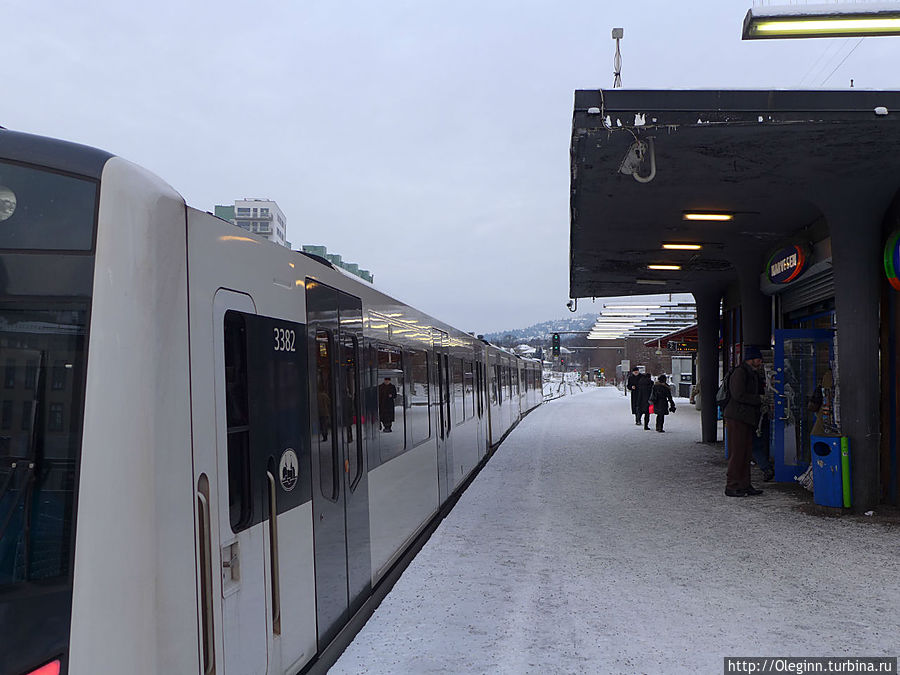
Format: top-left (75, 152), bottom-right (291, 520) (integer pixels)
top-left (560, 357), bottom-right (565, 367)
top-left (552, 333), bottom-right (560, 357)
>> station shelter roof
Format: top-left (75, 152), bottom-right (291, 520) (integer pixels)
top-left (569, 89), bottom-right (900, 300)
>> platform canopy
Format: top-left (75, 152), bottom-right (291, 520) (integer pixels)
top-left (569, 89), bottom-right (900, 300)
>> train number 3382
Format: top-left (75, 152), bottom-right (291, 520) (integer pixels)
top-left (273, 327), bottom-right (296, 352)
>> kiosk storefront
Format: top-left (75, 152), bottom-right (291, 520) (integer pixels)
top-left (762, 238), bottom-right (837, 482)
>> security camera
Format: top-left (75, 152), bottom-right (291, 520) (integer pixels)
top-left (566, 299), bottom-right (577, 312)
top-left (566, 300), bottom-right (574, 309)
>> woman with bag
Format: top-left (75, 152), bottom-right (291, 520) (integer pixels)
top-left (649, 374), bottom-right (676, 432)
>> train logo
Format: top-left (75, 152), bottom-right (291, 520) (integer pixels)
top-left (279, 448), bottom-right (299, 492)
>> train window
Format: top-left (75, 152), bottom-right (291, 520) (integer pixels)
top-left (475, 362), bottom-right (483, 417)
top-left (224, 311), bottom-right (252, 531)
top-left (407, 349), bottom-right (430, 446)
top-left (492, 365), bottom-right (500, 405)
top-left (452, 358), bottom-right (464, 425)
top-left (341, 334), bottom-right (363, 491)
top-left (0, 306), bottom-right (87, 595)
top-left (377, 346), bottom-right (406, 461)
top-left (0, 160), bottom-right (97, 250)
top-left (315, 329), bottom-right (339, 501)
top-left (443, 355), bottom-right (451, 435)
top-left (464, 360), bottom-right (475, 421)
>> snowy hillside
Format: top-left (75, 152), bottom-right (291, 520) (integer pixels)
top-left (482, 313), bottom-right (598, 345)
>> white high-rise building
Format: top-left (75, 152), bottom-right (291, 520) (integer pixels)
top-left (214, 198), bottom-right (290, 248)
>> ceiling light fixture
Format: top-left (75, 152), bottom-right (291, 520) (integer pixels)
top-left (647, 264), bottom-right (682, 271)
top-left (682, 212), bottom-right (733, 222)
top-left (743, 6), bottom-right (900, 39)
top-left (636, 279), bottom-right (667, 285)
top-left (662, 243), bottom-right (703, 250)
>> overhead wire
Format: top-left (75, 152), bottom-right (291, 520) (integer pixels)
top-left (821, 38), bottom-right (865, 86)
top-left (799, 39), bottom-right (843, 87)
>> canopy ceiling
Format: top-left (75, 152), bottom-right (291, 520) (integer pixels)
top-left (569, 89), bottom-right (900, 299)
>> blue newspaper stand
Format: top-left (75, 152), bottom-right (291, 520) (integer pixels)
top-left (810, 435), bottom-right (843, 507)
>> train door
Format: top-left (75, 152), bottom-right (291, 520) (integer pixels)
top-left (517, 364), bottom-right (524, 416)
top-left (474, 349), bottom-right (485, 458)
top-left (211, 291), bottom-right (268, 675)
top-left (432, 329), bottom-right (452, 502)
top-left (306, 280), bottom-right (372, 651)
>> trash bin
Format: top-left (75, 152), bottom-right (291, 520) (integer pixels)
top-left (810, 435), bottom-right (843, 507)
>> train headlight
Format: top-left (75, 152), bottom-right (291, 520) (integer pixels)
top-left (0, 185), bottom-right (16, 222)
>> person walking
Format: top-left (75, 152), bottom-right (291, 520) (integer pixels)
top-left (627, 366), bottom-right (641, 422)
top-left (724, 346), bottom-right (766, 497)
top-left (635, 372), bottom-right (654, 429)
top-left (649, 374), bottom-right (676, 432)
top-left (378, 376), bottom-right (398, 432)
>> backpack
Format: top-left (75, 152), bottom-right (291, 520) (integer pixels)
top-left (716, 368), bottom-right (735, 409)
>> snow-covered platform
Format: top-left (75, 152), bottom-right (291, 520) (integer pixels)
top-left (332, 387), bottom-right (900, 674)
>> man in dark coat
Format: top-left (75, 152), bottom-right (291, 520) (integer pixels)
top-left (723, 346), bottom-right (766, 497)
top-left (635, 372), bottom-right (654, 429)
top-left (378, 377), bottom-right (397, 432)
top-left (626, 366), bottom-right (641, 421)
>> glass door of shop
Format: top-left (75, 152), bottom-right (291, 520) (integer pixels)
top-left (772, 329), bottom-right (835, 482)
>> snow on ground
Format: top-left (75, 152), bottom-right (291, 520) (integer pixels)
top-left (331, 387), bottom-right (900, 674)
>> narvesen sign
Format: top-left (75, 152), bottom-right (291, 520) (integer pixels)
top-left (767, 244), bottom-right (807, 284)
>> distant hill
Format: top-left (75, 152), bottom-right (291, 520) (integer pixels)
top-left (483, 313), bottom-right (598, 346)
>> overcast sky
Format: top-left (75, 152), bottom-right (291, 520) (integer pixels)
top-left (4, 1), bottom-right (899, 333)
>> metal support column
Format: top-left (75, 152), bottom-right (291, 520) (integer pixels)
top-left (827, 202), bottom-right (883, 512)
top-left (694, 288), bottom-right (723, 443)
top-left (734, 254), bottom-right (772, 348)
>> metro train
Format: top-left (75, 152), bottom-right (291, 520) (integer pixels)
top-left (0, 129), bottom-right (542, 675)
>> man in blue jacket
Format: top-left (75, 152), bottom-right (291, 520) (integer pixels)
top-left (723, 346), bottom-right (766, 497)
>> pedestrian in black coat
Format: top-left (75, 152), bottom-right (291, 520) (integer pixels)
top-left (626, 367), bottom-right (641, 416)
top-left (635, 373), bottom-right (654, 428)
top-left (724, 346), bottom-right (766, 497)
top-left (378, 377), bottom-right (397, 432)
top-left (649, 375), bottom-right (676, 432)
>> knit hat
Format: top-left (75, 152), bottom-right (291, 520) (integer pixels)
top-left (744, 345), bottom-right (763, 361)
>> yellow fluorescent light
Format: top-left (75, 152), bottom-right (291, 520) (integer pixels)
top-left (663, 243), bottom-right (702, 250)
top-left (752, 17), bottom-right (900, 38)
top-left (683, 212), bottom-right (733, 222)
top-left (648, 264), bottom-right (682, 271)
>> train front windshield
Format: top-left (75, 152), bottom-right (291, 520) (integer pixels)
top-left (0, 158), bottom-right (96, 675)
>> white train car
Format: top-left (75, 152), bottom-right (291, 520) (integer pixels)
top-left (0, 129), bottom-right (541, 675)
